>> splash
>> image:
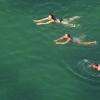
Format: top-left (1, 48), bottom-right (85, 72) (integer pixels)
top-left (78, 59), bottom-right (91, 65)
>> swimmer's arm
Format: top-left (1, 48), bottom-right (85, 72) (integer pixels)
top-left (36, 21), bottom-right (53, 25)
top-left (88, 64), bottom-right (98, 68)
top-left (56, 38), bottom-right (71, 45)
top-left (33, 17), bottom-right (48, 22)
top-left (54, 36), bottom-right (64, 42)
top-left (88, 64), bottom-right (92, 67)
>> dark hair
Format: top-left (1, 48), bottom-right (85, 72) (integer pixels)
top-left (67, 34), bottom-right (71, 37)
top-left (59, 18), bottom-right (63, 22)
top-left (50, 14), bottom-right (56, 20)
top-left (94, 63), bottom-right (98, 66)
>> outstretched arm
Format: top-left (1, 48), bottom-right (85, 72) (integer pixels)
top-left (36, 21), bottom-right (53, 25)
top-left (33, 17), bottom-right (48, 22)
top-left (88, 64), bottom-right (92, 67)
top-left (55, 38), bottom-right (71, 45)
top-left (54, 36), bottom-right (64, 42)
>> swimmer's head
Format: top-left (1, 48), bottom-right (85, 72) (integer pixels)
top-left (64, 34), bottom-right (71, 38)
top-left (89, 63), bottom-right (98, 68)
top-left (48, 14), bottom-right (56, 20)
top-left (94, 63), bottom-right (98, 66)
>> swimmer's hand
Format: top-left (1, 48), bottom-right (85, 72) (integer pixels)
top-left (55, 42), bottom-right (60, 44)
top-left (94, 41), bottom-right (97, 44)
top-left (33, 20), bottom-right (39, 22)
top-left (36, 23), bottom-right (42, 25)
top-left (55, 42), bottom-right (62, 44)
top-left (88, 64), bottom-right (92, 67)
top-left (54, 40), bottom-right (57, 42)
top-left (88, 64), bottom-right (93, 67)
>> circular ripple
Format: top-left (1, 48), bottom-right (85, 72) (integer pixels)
top-left (76, 59), bottom-right (100, 82)
top-left (62, 59), bottom-right (100, 83)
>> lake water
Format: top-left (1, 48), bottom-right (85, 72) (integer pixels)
top-left (0, 0), bottom-right (100, 100)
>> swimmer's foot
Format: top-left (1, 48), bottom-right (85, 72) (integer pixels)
top-left (76, 24), bottom-right (80, 27)
top-left (74, 16), bottom-right (81, 19)
top-left (69, 24), bottom-right (76, 27)
top-left (94, 41), bottom-right (97, 44)
top-left (90, 41), bottom-right (97, 45)
top-left (69, 16), bottom-right (80, 21)
top-left (71, 24), bottom-right (80, 28)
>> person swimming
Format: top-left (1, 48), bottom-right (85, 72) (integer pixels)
top-left (33, 14), bottom-right (80, 26)
top-left (33, 14), bottom-right (61, 25)
top-left (54, 34), bottom-right (96, 45)
top-left (89, 63), bottom-right (100, 71)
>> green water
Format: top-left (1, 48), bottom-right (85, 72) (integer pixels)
top-left (0, 0), bottom-right (100, 100)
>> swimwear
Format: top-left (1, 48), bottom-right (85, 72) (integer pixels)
top-left (72, 37), bottom-right (81, 43)
top-left (55, 18), bottom-right (63, 23)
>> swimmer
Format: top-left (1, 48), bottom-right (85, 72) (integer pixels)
top-left (33, 14), bottom-right (56, 25)
top-left (89, 63), bottom-right (100, 71)
top-left (33, 15), bottom-right (80, 26)
top-left (54, 34), bottom-right (96, 45)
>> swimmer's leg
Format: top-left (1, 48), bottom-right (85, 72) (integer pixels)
top-left (69, 24), bottom-right (76, 27)
top-left (61, 20), bottom-right (69, 24)
top-left (78, 41), bottom-right (96, 45)
top-left (68, 16), bottom-right (80, 22)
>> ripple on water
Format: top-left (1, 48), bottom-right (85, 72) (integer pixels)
top-left (65, 59), bottom-right (100, 83)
